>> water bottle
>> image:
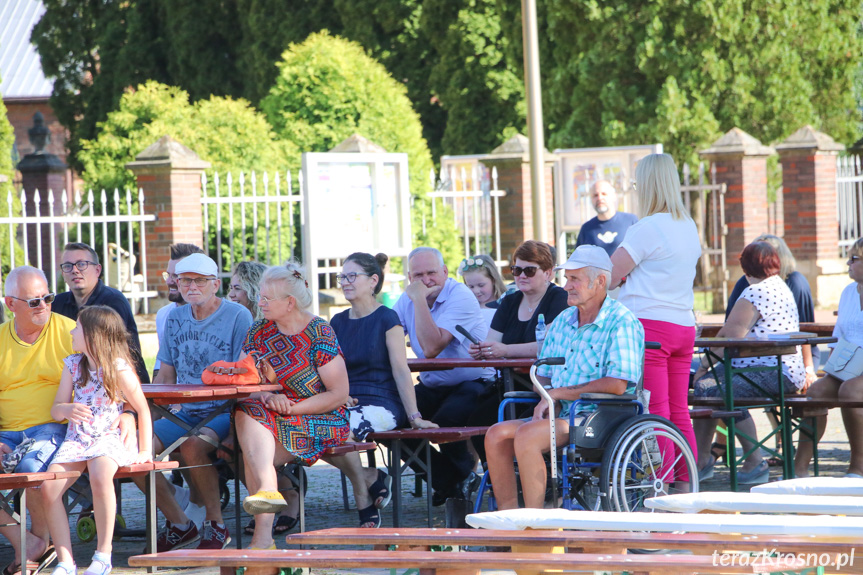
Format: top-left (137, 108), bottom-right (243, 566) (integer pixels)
top-left (535, 313), bottom-right (547, 351)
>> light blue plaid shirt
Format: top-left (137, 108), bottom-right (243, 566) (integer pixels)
top-left (536, 296), bottom-right (644, 416)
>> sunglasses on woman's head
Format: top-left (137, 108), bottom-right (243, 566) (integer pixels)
top-left (510, 265), bottom-right (539, 278)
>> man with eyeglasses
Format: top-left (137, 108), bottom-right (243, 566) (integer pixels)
top-left (394, 246), bottom-right (493, 506)
top-left (1, 267), bottom-right (95, 565)
top-left (153, 243), bottom-right (205, 377)
top-left (137, 253), bottom-right (252, 552)
top-left (52, 242), bottom-right (150, 383)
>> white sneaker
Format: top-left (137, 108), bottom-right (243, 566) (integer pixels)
top-left (173, 485), bottom-right (191, 510)
top-left (184, 500), bottom-right (206, 530)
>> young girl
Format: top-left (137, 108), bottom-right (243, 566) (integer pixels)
top-left (458, 254), bottom-right (506, 327)
top-left (42, 306), bottom-right (153, 575)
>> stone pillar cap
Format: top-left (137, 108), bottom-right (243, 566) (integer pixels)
top-left (775, 125), bottom-right (845, 154)
top-left (699, 127), bottom-right (774, 158)
top-left (487, 133), bottom-right (556, 162)
top-left (125, 135), bottom-right (212, 170)
top-left (328, 133), bottom-right (388, 153)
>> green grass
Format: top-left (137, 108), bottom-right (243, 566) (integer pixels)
top-left (693, 291), bottom-right (715, 314)
top-left (144, 356), bottom-right (156, 377)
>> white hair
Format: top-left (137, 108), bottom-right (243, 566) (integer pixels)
top-left (261, 260), bottom-right (314, 311)
top-left (585, 266), bottom-right (611, 289)
top-left (4, 266), bottom-right (48, 297)
top-left (408, 246), bottom-right (445, 267)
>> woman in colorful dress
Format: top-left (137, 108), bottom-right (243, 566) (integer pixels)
top-left (234, 262), bottom-right (350, 550)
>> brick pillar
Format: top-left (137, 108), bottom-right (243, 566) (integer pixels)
top-left (126, 136), bottom-right (210, 306)
top-left (480, 134), bottom-right (556, 266)
top-left (17, 112), bottom-right (68, 269)
top-left (776, 125), bottom-right (845, 307)
top-left (699, 128), bottom-right (775, 275)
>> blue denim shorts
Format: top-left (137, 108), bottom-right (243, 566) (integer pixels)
top-left (154, 409), bottom-right (232, 452)
top-left (0, 422), bottom-right (67, 473)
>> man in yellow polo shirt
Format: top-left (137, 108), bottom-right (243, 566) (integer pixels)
top-left (1, 266), bottom-right (75, 563)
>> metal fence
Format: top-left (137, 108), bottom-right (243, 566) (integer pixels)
top-left (837, 155), bottom-right (863, 257)
top-left (201, 170), bottom-right (304, 278)
top-left (0, 188), bottom-right (157, 311)
top-left (427, 165), bottom-right (507, 265)
top-left (680, 162), bottom-right (728, 312)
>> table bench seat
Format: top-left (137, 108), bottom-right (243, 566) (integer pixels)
top-left (113, 460), bottom-right (179, 479)
top-left (129, 547), bottom-right (802, 575)
top-left (644, 491), bottom-right (863, 515)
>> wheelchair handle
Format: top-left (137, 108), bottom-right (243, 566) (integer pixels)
top-left (533, 357), bottom-right (565, 367)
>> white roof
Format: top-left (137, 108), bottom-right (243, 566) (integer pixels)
top-left (0, 0), bottom-right (53, 99)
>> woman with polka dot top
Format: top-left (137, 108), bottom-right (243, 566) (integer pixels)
top-left (692, 241), bottom-right (805, 485)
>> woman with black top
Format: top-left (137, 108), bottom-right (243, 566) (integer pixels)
top-left (466, 240), bottom-right (569, 462)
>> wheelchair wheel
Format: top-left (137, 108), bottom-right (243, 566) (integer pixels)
top-left (599, 415), bottom-right (698, 512)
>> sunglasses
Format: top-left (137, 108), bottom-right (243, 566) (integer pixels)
top-left (510, 265), bottom-right (540, 278)
top-left (9, 293), bottom-right (56, 308)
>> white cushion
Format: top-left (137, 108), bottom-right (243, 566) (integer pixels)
top-left (466, 508), bottom-right (863, 536)
top-left (752, 477), bottom-right (863, 497)
top-left (643, 492), bottom-right (863, 515)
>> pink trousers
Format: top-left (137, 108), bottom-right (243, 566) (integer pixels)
top-left (640, 318), bottom-right (698, 482)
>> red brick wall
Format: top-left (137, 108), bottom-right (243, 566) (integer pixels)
top-left (709, 155), bottom-right (770, 265)
top-left (780, 151), bottom-right (839, 261)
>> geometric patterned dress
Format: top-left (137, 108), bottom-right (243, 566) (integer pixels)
top-left (235, 317), bottom-right (349, 465)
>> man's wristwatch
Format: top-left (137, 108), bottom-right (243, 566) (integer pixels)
top-left (408, 412), bottom-right (423, 422)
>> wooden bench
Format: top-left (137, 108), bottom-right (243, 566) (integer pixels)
top-left (644, 491), bottom-right (863, 516)
top-left (368, 427), bottom-right (489, 527)
top-left (129, 547), bottom-right (804, 575)
top-left (0, 471), bottom-right (81, 567)
top-left (277, 442), bottom-right (377, 533)
top-left (286, 525), bottom-right (862, 557)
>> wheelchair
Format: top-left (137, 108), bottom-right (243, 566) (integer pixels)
top-left (475, 356), bottom-right (698, 514)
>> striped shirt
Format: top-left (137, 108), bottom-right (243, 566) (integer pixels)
top-left (536, 296), bottom-right (644, 416)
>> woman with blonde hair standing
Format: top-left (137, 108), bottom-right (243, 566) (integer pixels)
top-left (610, 153), bottom-right (702, 486)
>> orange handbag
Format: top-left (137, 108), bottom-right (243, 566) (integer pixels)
top-left (201, 354), bottom-right (260, 385)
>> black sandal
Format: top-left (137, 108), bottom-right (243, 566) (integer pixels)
top-left (272, 514), bottom-right (299, 534)
top-left (710, 442), bottom-right (727, 465)
top-left (357, 504), bottom-right (382, 528)
top-left (245, 515), bottom-right (300, 536)
top-left (368, 469), bottom-right (392, 510)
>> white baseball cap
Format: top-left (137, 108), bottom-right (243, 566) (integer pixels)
top-left (175, 253), bottom-right (218, 277)
top-left (554, 245), bottom-right (613, 272)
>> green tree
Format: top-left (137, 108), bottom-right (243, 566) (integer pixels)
top-left (78, 81), bottom-right (291, 191)
top-left (532, 0), bottom-right (862, 165)
top-left (0, 78), bottom-right (22, 284)
top-left (262, 32), bottom-right (462, 269)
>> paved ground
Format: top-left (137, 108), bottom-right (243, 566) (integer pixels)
top-left (0, 407), bottom-right (853, 574)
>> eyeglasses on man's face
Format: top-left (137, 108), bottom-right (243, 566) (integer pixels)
top-left (60, 261), bottom-right (98, 273)
top-left (9, 293), bottom-right (56, 308)
top-left (162, 271), bottom-right (179, 283)
top-left (848, 256), bottom-right (861, 265)
top-left (510, 265), bottom-right (539, 278)
top-left (177, 277), bottom-right (216, 287)
top-left (336, 272), bottom-right (370, 285)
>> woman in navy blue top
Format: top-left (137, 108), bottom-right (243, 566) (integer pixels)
top-left (329, 252), bottom-right (437, 528)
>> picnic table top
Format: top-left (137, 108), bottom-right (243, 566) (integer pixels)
top-left (141, 383), bottom-right (280, 404)
top-left (368, 426), bottom-right (488, 443)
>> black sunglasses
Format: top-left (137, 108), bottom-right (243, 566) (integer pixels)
top-left (9, 293), bottom-right (56, 308)
top-left (510, 265), bottom-right (539, 278)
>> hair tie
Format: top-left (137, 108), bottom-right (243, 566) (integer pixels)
top-left (291, 269), bottom-right (308, 288)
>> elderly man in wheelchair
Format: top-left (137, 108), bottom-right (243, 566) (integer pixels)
top-left (484, 246), bottom-right (697, 512)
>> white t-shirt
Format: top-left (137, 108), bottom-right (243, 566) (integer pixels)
top-left (833, 282), bottom-right (863, 348)
top-left (152, 302), bottom-right (178, 372)
top-left (732, 274), bottom-right (805, 388)
top-left (617, 213), bottom-right (701, 326)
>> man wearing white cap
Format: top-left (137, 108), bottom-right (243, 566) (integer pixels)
top-left (136, 253), bottom-right (252, 551)
top-left (484, 245), bottom-right (644, 510)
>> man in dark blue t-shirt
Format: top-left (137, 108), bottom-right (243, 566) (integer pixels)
top-left (575, 180), bottom-right (638, 256)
